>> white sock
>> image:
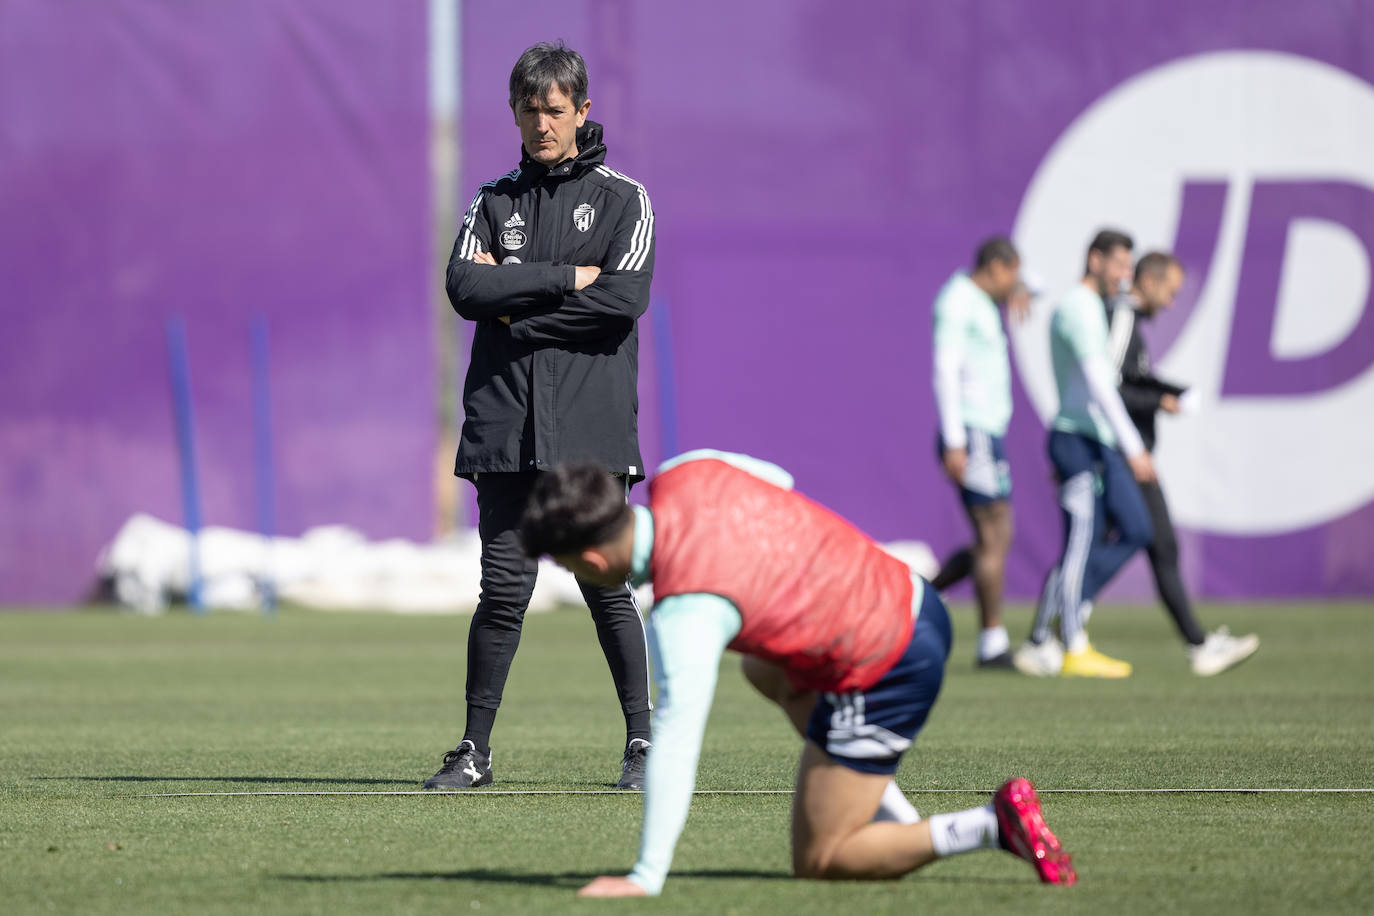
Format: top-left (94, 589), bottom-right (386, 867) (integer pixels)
top-left (1066, 629), bottom-right (1089, 653)
top-left (978, 626), bottom-right (1010, 660)
top-left (928, 804), bottom-right (1000, 857)
top-left (872, 780), bottom-right (921, 824)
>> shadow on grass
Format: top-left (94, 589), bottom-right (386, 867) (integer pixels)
top-left (913, 873), bottom-right (1037, 887)
top-left (275, 868), bottom-right (790, 888)
top-left (34, 775), bottom-right (417, 787)
top-left (274, 869), bottom-right (1028, 889)
top-left (34, 775), bottom-right (645, 791)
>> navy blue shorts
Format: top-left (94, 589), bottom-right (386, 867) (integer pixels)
top-left (804, 582), bottom-right (953, 775)
top-left (937, 427), bottom-right (1012, 508)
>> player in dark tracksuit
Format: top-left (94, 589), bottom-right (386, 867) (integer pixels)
top-left (1108, 252), bottom-right (1258, 676)
top-left (424, 42), bottom-right (656, 789)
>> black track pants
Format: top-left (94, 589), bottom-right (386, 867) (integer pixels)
top-left (462, 472), bottom-right (652, 734)
top-left (1138, 477), bottom-right (1206, 647)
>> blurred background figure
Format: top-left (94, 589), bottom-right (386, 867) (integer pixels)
top-left (1110, 253), bottom-right (1260, 675)
top-left (1016, 230), bottom-right (1154, 679)
top-left (930, 237), bottom-right (1023, 669)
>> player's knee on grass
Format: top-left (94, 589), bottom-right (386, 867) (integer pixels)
top-left (791, 849), bottom-right (830, 880)
top-left (790, 821), bottom-right (847, 880)
top-left (790, 743), bottom-right (896, 879)
top-left (790, 818), bottom-right (889, 880)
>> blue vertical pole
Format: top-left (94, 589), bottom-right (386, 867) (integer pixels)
top-left (650, 297), bottom-right (680, 459)
top-left (250, 315), bottom-right (278, 614)
top-left (165, 316), bottom-right (205, 613)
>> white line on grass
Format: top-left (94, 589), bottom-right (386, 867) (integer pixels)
top-left (120, 788), bottom-right (1374, 798)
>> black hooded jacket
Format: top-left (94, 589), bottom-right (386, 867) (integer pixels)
top-left (446, 121), bottom-right (655, 480)
top-left (1107, 298), bottom-right (1187, 453)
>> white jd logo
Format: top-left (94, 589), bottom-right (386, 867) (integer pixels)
top-left (1010, 51), bottom-right (1374, 535)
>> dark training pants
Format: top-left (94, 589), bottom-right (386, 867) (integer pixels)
top-left (1137, 477), bottom-right (1206, 647)
top-left (462, 472), bottom-right (652, 752)
top-left (1032, 431), bottom-right (1154, 645)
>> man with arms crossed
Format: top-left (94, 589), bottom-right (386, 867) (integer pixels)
top-left (427, 41), bottom-right (655, 790)
top-left (1111, 252), bottom-right (1259, 675)
top-left (930, 236), bottom-right (1025, 668)
top-left (522, 451), bottom-right (1077, 898)
top-left (1015, 229), bottom-right (1155, 679)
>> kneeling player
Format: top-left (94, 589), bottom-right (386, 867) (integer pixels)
top-left (519, 450), bottom-right (1076, 897)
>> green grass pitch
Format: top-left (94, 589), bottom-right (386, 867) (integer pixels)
top-left (2, 601), bottom-right (1372, 914)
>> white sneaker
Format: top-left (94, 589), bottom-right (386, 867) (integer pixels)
top-left (1014, 637), bottom-right (1064, 677)
top-left (1188, 627), bottom-right (1259, 676)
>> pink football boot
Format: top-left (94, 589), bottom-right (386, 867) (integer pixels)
top-left (992, 777), bottom-right (1077, 885)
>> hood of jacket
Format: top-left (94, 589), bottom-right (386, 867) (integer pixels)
top-left (518, 120), bottom-right (607, 179)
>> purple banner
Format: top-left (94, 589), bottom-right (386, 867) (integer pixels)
top-left (4, 1), bottom-right (1371, 604)
top-left (1, 2), bottom-right (432, 603)
top-left (462, 0), bottom-right (1374, 598)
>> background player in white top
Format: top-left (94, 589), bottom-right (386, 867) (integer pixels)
top-left (1015, 230), bottom-right (1155, 679)
top-left (930, 237), bottom-right (1027, 668)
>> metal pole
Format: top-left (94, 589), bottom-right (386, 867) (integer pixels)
top-left (165, 316), bottom-right (205, 613)
top-left (251, 315), bottom-right (277, 614)
top-left (430, 0), bottom-right (463, 534)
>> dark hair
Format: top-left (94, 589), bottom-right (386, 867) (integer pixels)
top-left (509, 41), bottom-right (589, 110)
top-left (520, 462), bottom-right (630, 558)
top-left (1134, 251), bottom-right (1181, 285)
top-left (974, 236), bottom-right (1019, 271)
top-left (1084, 228), bottom-right (1133, 273)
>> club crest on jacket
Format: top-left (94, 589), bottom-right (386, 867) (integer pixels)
top-left (573, 203), bottom-right (595, 232)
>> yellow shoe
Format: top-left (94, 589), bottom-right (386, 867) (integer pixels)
top-left (1060, 644), bottom-right (1132, 678)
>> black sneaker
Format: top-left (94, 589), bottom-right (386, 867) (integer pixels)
top-left (615, 738), bottom-right (651, 790)
top-left (422, 740), bottom-right (493, 789)
top-left (977, 651), bottom-right (1016, 670)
